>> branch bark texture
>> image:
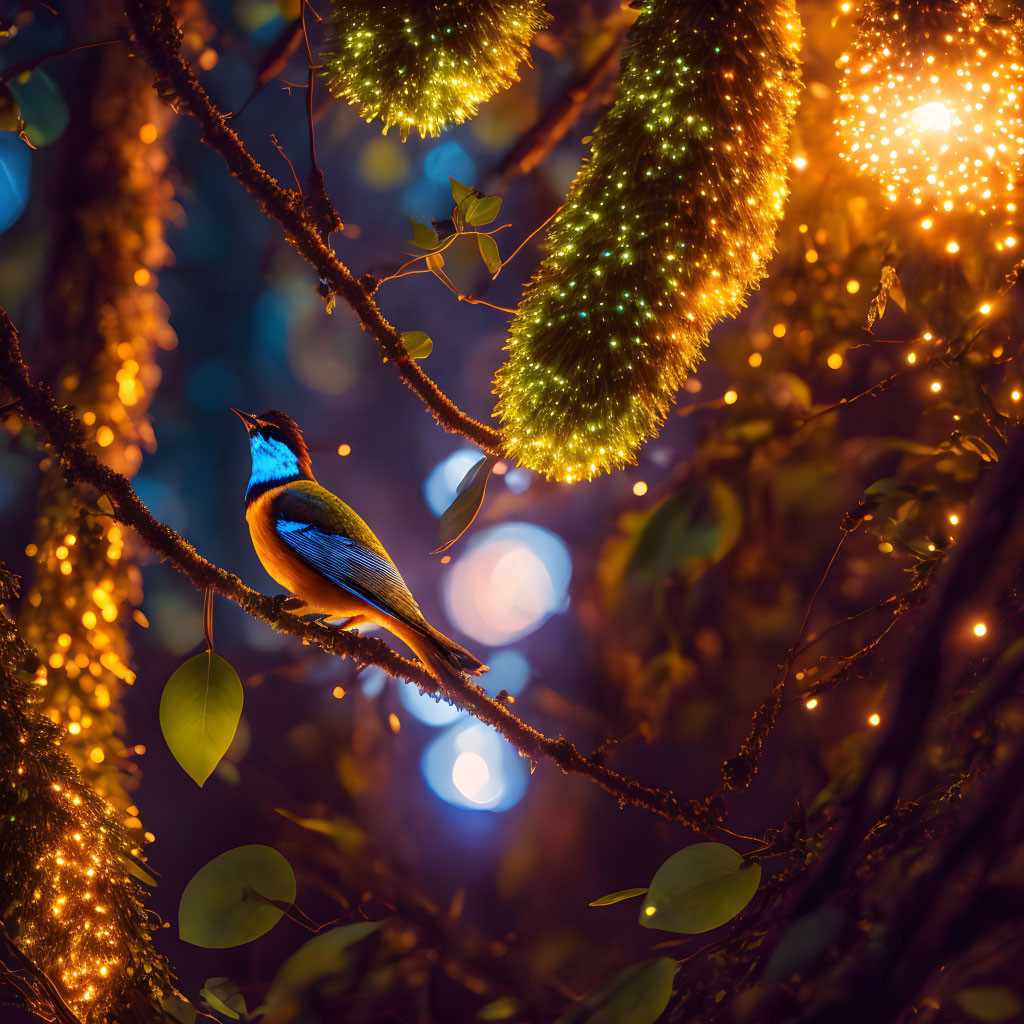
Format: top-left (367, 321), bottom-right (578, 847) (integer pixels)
top-left (123, 0), bottom-right (503, 455)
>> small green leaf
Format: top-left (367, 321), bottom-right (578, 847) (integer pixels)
top-left (863, 477), bottom-right (903, 497)
top-left (467, 195), bottom-right (502, 226)
top-left (401, 330), bottom-right (433, 360)
top-left (478, 995), bottom-right (519, 1019)
top-left (450, 177), bottom-right (475, 204)
top-left (954, 987), bottom-right (1023, 1023)
top-left (8, 70), bottom-right (68, 146)
top-left (957, 433), bottom-right (998, 463)
top-left (159, 651), bottom-right (243, 787)
top-left (640, 842), bottom-right (761, 934)
top-left (276, 807), bottom-right (366, 852)
top-left (263, 922), bottom-right (381, 1014)
top-left (477, 233), bottom-right (501, 275)
top-left (200, 977), bottom-right (247, 1020)
top-left (120, 852), bottom-right (158, 887)
top-left (179, 844), bottom-right (295, 948)
top-left (409, 217), bottom-right (441, 249)
top-left (432, 454), bottom-right (496, 555)
top-left (866, 265), bottom-right (902, 330)
top-left (556, 958), bottom-right (677, 1024)
top-left (161, 995), bottom-right (197, 1024)
top-left (589, 887), bottom-right (649, 907)
top-left (628, 480), bottom-right (742, 584)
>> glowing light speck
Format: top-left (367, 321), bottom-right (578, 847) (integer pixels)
top-left (443, 524), bottom-right (571, 646)
top-left (910, 101), bottom-right (952, 134)
top-left (422, 720), bottom-right (528, 812)
top-left (452, 752), bottom-right (494, 802)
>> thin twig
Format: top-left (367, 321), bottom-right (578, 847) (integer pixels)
top-left (0, 37), bottom-right (123, 86)
top-left (300, 1), bottom-right (317, 172)
top-left (492, 205), bottom-right (561, 280)
top-left (122, 0), bottom-right (503, 456)
top-left (202, 587), bottom-right (215, 653)
top-left (720, 530), bottom-right (852, 793)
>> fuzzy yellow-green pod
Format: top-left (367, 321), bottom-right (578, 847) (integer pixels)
top-left (494, 0), bottom-right (802, 482)
top-left (323, 0), bottom-right (549, 141)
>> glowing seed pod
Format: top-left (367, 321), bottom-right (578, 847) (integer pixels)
top-left (493, 0), bottom-right (802, 482)
top-left (835, 0), bottom-right (1024, 219)
top-left (322, 0), bottom-right (549, 141)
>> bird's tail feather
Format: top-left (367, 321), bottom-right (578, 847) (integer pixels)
top-left (416, 622), bottom-right (487, 680)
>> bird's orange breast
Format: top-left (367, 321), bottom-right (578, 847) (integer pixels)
top-left (245, 485), bottom-right (367, 616)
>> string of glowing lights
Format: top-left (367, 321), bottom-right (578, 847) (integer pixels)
top-left (0, 567), bottom-right (176, 1020)
top-left (18, 39), bottom-right (176, 819)
top-left (322, 0), bottom-right (550, 140)
top-left (493, 0), bottom-right (802, 482)
top-left (835, 0), bottom-right (1024, 230)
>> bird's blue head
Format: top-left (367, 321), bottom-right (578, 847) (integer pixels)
top-left (232, 408), bottom-right (314, 504)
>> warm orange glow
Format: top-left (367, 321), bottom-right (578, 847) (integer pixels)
top-left (836, 1), bottom-right (1024, 222)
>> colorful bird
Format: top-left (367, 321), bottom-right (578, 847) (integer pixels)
top-left (232, 408), bottom-right (487, 685)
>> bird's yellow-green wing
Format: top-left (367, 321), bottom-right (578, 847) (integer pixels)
top-left (271, 481), bottom-right (424, 625)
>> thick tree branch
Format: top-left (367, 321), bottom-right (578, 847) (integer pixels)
top-left (485, 25), bottom-right (627, 191)
top-left (122, 0), bottom-right (503, 456)
top-left (0, 308), bottom-right (715, 832)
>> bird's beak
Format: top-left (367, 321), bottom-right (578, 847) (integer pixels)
top-left (230, 408), bottom-right (261, 433)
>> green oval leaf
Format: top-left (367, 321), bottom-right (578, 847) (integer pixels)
top-left (8, 70), bottom-right (69, 147)
top-left (179, 844), bottom-right (295, 948)
top-left (478, 995), bottom-right (519, 1019)
top-left (955, 987), bottom-right (1023, 1023)
top-left (431, 454), bottom-right (496, 555)
top-left (556, 958), bottom-right (677, 1024)
top-left (589, 887), bottom-right (649, 907)
top-left (467, 195), bottom-right (502, 226)
top-left (264, 922), bottom-right (380, 1013)
top-left (400, 330), bottom-right (433, 360)
top-left (627, 480), bottom-right (742, 585)
top-left (120, 852), bottom-right (158, 887)
top-left (477, 233), bottom-right (501, 276)
top-left (450, 177), bottom-right (475, 204)
top-left (409, 217), bottom-right (441, 249)
top-left (640, 842), bottom-right (761, 934)
top-left (200, 977), bottom-right (247, 1020)
top-left (160, 651), bottom-right (243, 787)
top-left (161, 995), bottom-right (197, 1024)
